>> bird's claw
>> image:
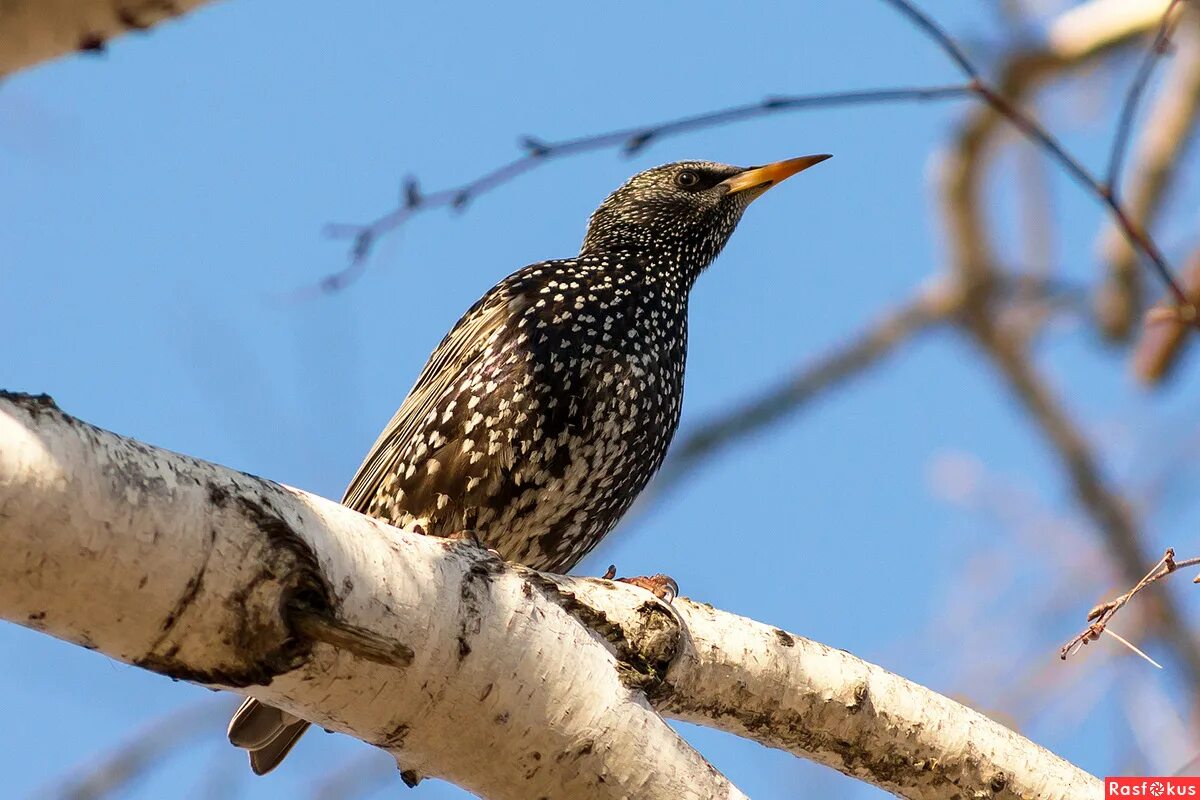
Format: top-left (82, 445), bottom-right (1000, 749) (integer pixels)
top-left (446, 530), bottom-right (502, 559)
top-left (602, 565), bottom-right (679, 603)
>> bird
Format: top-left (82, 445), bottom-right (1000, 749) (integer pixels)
top-left (227, 154), bottom-right (830, 775)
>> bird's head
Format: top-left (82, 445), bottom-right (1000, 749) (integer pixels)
top-left (580, 155), bottom-right (830, 279)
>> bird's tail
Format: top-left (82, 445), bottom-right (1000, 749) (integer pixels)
top-left (227, 697), bottom-right (311, 775)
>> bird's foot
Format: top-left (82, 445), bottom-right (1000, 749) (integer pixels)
top-left (446, 529), bottom-right (502, 559)
top-left (602, 565), bottom-right (679, 603)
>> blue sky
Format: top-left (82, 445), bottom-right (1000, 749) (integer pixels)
top-left (4, 1), bottom-right (1200, 797)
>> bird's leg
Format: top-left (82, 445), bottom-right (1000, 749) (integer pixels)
top-left (601, 565), bottom-right (679, 603)
top-left (445, 529), bottom-right (502, 559)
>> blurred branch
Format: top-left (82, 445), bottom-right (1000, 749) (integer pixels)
top-left (1062, 548), bottom-right (1200, 660)
top-left (883, 0), bottom-right (1192, 315)
top-left (646, 280), bottom-right (958, 501)
top-left (1047, 0), bottom-right (1182, 58)
top-left (929, 0), bottom-right (1200, 683)
top-left (311, 750), bottom-right (394, 800)
top-left (35, 700), bottom-right (233, 800)
top-left (1134, 249), bottom-right (1200, 382)
top-left (0, 0), bottom-right (221, 77)
top-left (966, 280), bottom-right (1200, 686)
top-left (1105, 0), bottom-right (1190, 189)
top-left (1098, 11), bottom-right (1200, 338)
top-left (313, 0), bottom-right (1195, 336)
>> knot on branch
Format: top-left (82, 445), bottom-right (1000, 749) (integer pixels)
top-left (523, 572), bottom-right (680, 693)
top-left (137, 485), bottom-right (338, 688)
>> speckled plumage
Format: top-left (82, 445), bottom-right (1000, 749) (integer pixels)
top-left (341, 160), bottom-right (777, 572)
top-left (228, 155), bottom-right (829, 775)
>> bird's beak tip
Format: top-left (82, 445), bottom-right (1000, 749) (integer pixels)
top-left (719, 154), bottom-right (832, 196)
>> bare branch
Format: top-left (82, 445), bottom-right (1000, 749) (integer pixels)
top-left (34, 700), bottom-right (234, 800)
top-left (0, 390), bottom-right (1107, 799)
top-left (657, 602), bottom-right (1103, 800)
top-left (1134, 249), bottom-right (1200, 382)
top-left (877, 0), bottom-right (981, 80)
top-left (1062, 548), bottom-right (1200, 660)
top-left (1106, 0), bottom-right (1190, 189)
top-left (1047, 0), bottom-right (1179, 59)
top-left (313, 0), bottom-right (1195, 326)
top-left (305, 84), bottom-right (972, 295)
top-left (930, 0), bottom-right (1200, 685)
top-left (883, 0), bottom-right (1192, 313)
top-left (967, 319), bottom-right (1200, 680)
top-left (646, 281), bottom-right (957, 503)
top-left (0, 391), bottom-right (743, 800)
top-left (1097, 14), bottom-right (1200, 338)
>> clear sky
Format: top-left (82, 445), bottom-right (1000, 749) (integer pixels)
top-left (4, 1), bottom-right (1200, 798)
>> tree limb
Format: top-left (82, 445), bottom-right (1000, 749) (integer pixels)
top-left (932, 0), bottom-right (1200, 686)
top-left (647, 280), bottom-right (957, 503)
top-left (1062, 547), bottom-right (1200, 661)
top-left (1134, 248), bottom-right (1200, 382)
top-left (0, 390), bottom-right (1103, 799)
top-left (1098, 13), bottom-right (1200, 339)
top-left (965, 314), bottom-right (1200, 682)
top-left (34, 700), bottom-right (235, 800)
top-left (0, 0), bottom-right (221, 77)
top-left (0, 391), bottom-right (742, 800)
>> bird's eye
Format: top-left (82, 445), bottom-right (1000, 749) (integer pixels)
top-left (674, 170), bottom-right (701, 189)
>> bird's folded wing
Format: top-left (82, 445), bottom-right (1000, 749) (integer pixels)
top-left (341, 275), bottom-right (538, 513)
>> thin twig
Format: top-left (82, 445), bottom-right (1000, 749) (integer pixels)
top-left (1098, 12), bottom-right (1200, 339)
top-left (300, 84), bottom-right (972, 295)
top-left (970, 317), bottom-right (1200, 678)
top-left (1106, 0), bottom-right (1189, 191)
top-left (880, 0), bottom-right (1192, 312)
top-left (1104, 627), bottom-right (1164, 669)
top-left (877, 0), bottom-right (981, 80)
top-left (1061, 548), bottom-right (1200, 660)
top-left (926, 0), bottom-right (1200, 690)
top-left (303, 0), bottom-right (1193, 318)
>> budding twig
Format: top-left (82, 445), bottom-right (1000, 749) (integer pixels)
top-left (1061, 548), bottom-right (1200, 661)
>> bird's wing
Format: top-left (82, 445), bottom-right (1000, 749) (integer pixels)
top-left (341, 274), bottom-right (537, 513)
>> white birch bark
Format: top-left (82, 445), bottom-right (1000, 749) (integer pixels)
top-left (0, 391), bottom-right (1102, 799)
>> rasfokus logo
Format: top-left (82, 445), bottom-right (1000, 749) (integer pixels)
top-left (1106, 778), bottom-right (1200, 797)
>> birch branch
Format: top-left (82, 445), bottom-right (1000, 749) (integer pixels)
top-left (0, 390), bottom-right (1102, 799)
top-left (0, 0), bottom-right (220, 77)
top-left (0, 391), bottom-right (740, 800)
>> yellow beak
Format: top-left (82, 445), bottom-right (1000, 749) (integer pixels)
top-left (718, 154), bottom-right (832, 199)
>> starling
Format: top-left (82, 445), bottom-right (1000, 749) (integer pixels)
top-left (227, 154), bottom-right (830, 774)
